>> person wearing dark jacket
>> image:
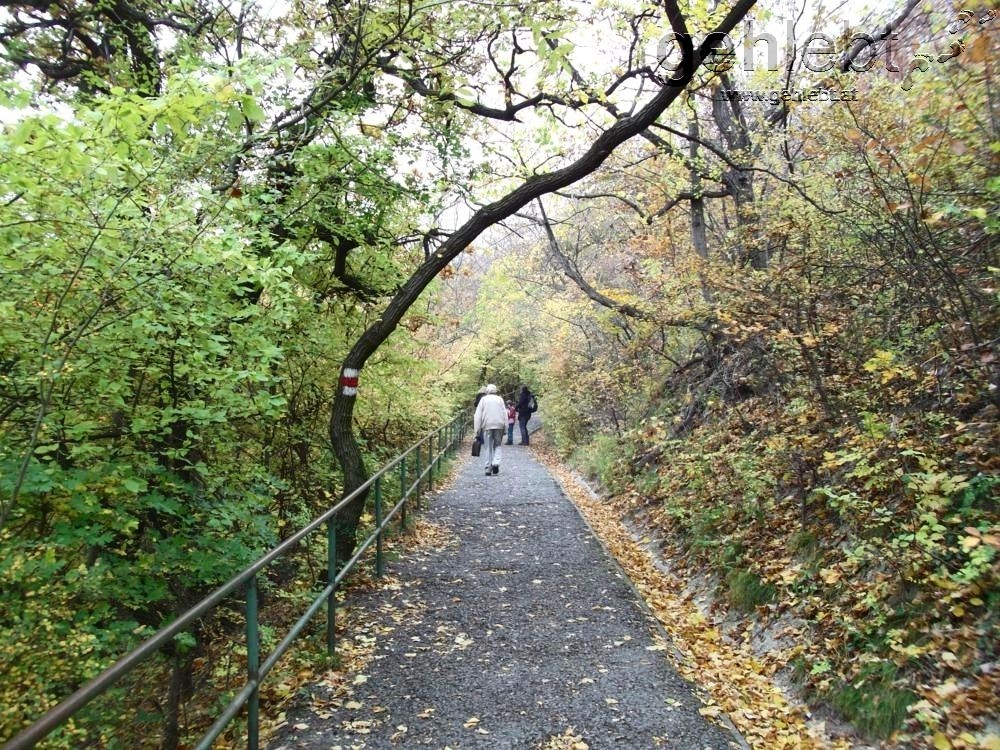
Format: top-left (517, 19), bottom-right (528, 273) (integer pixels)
top-left (515, 385), bottom-right (537, 445)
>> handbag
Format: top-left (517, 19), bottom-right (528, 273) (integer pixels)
top-left (471, 434), bottom-right (482, 457)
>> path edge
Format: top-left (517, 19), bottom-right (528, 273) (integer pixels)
top-left (543, 458), bottom-right (752, 750)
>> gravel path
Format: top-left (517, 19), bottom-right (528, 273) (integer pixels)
top-left (269, 437), bottom-right (739, 750)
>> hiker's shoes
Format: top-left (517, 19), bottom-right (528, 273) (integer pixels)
top-left (492, 465), bottom-right (499, 475)
top-left (485, 465), bottom-right (500, 476)
top-left (485, 467), bottom-right (492, 476)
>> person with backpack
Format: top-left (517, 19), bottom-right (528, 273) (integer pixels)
top-left (473, 384), bottom-right (507, 475)
top-left (515, 385), bottom-right (538, 445)
top-left (473, 385), bottom-right (487, 410)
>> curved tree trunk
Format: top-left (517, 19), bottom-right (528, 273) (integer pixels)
top-left (329, 378), bottom-right (367, 560)
top-left (327, 0), bottom-right (759, 561)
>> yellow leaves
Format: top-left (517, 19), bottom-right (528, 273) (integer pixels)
top-left (341, 718), bottom-right (373, 734)
top-left (960, 535), bottom-right (981, 551)
top-left (818, 567), bottom-right (842, 584)
top-left (927, 730), bottom-right (996, 749)
top-left (844, 128), bottom-right (865, 144)
top-left (960, 527), bottom-right (1000, 550)
top-left (537, 727), bottom-right (589, 750)
top-left (778, 565), bottom-right (801, 585)
top-left (463, 716), bottom-right (489, 735)
top-left (933, 680), bottom-right (961, 700)
top-left (863, 348), bottom-right (895, 372)
top-left (529, 348), bottom-right (997, 743)
top-left (890, 639), bottom-right (935, 660)
top-left (389, 724), bottom-right (408, 742)
top-left (862, 349), bottom-right (917, 384)
top-left (686, 610), bottom-right (708, 627)
top-left (940, 651), bottom-right (961, 669)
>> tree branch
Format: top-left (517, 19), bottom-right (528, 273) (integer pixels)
top-left (654, 122), bottom-right (844, 215)
top-left (334, 0), bottom-right (756, 376)
top-left (534, 198), bottom-right (650, 319)
top-left (839, 0), bottom-right (921, 73)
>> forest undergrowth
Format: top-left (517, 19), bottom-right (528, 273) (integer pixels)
top-left (557, 314), bottom-right (998, 749)
top-left (495, 49), bottom-right (1000, 749)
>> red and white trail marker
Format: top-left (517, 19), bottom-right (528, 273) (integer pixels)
top-left (340, 368), bottom-right (359, 396)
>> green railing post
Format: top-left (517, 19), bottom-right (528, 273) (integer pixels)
top-left (415, 444), bottom-right (422, 510)
top-left (399, 455), bottom-right (408, 531)
top-left (374, 476), bottom-right (384, 577)
top-left (246, 576), bottom-right (260, 750)
top-left (326, 517), bottom-right (337, 657)
top-left (428, 433), bottom-right (435, 492)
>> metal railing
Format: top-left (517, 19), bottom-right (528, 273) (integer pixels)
top-left (3, 413), bottom-right (470, 750)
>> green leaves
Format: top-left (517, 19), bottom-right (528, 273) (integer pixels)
top-left (0, 31), bottom-right (460, 741)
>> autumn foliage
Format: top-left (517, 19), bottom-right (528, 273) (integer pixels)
top-left (473, 40), bottom-right (998, 750)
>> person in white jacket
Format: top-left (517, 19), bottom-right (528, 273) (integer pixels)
top-left (473, 384), bottom-right (507, 476)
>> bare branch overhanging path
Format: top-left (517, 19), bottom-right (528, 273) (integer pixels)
top-left (270, 433), bottom-right (742, 749)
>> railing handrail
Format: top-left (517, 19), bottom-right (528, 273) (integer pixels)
top-left (3, 412), bottom-right (470, 750)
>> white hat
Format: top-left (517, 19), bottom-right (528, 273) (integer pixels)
top-left (485, 384), bottom-right (497, 394)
